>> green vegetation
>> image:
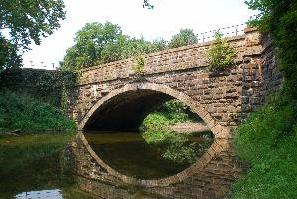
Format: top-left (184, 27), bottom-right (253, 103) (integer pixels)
top-left (207, 32), bottom-right (235, 71)
top-left (0, 133), bottom-right (95, 199)
top-left (60, 22), bottom-right (199, 71)
top-left (0, 91), bottom-right (76, 133)
top-left (0, 0), bottom-right (66, 71)
top-left (141, 100), bottom-right (212, 164)
top-left (132, 55), bottom-right (145, 74)
top-left (168, 29), bottom-right (198, 48)
top-left (246, 0), bottom-right (297, 99)
top-left (231, 98), bottom-right (297, 199)
top-left (231, 1), bottom-right (297, 198)
top-left (0, 68), bottom-right (77, 107)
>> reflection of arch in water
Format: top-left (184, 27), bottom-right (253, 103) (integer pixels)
top-left (78, 82), bottom-right (231, 187)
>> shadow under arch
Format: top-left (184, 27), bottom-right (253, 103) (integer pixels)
top-left (78, 82), bottom-right (231, 187)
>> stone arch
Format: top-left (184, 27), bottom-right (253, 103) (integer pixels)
top-left (78, 82), bottom-right (231, 187)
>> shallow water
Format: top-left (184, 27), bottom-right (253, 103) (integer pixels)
top-left (0, 133), bottom-right (94, 199)
top-left (15, 189), bottom-right (63, 199)
top-left (0, 131), bottom-right (213, 199)
top-left (84, 131), bottom-right (213, 179)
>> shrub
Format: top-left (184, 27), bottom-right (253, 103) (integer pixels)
top-left (0, 91), bottom-right (76, 133)
top-left (141, 100), bottom-right (208, 164)
top-left (207, 32), bottom-right (235, 71)
top-left (132, 55), bottom-right (145, 74)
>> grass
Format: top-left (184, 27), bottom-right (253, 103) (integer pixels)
top-left (0, 91), bottom-right (76, 133)
top-left (231, 97), bottom-right (297, 199)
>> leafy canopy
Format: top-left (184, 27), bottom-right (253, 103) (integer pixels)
top-left (0, 0), bottom-right (66, 71)
top-left (61, 22), bottom-right (170, 71)
top-left (168, 29), bottom-right (198, 48)
top-left (246, 0), bottom-right (297, 98)
top-left (60, 21), bottom-right (201, 71)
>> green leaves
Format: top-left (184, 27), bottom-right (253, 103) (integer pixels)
top-left (232, 100), bottom-right (297, 199)
top-left (0, 0), bottom-right (66, 70)
top-left (0, 91), bottom-right (76, 132)
top-left (168, 29), bottom-right (198, 48)
top-left (60, 21), bottom-right (167, 71)
top-left (245, 0), bottom-right (297, 98)
top-left (207, 32), bottom-right (235, 71)
top-left (60, 22), bottom-right (202, 71)
top-left (0, 35), bottom-right (21, 72)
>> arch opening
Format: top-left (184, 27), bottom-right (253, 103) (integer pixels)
top-left (80, 83), bottom-right (221, 184)
top-left (83, 89), bottom-right (173, 132)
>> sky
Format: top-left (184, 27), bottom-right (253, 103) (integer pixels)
top-left (22, 0), bottom-right (258, 70)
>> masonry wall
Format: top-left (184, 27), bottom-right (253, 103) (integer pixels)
top-left (69, 135), bottom-right (241, 199)
top-left (67, 27), bottom-right (283, 199)
top-left (0, 68), bottom-right (76, 107)
top-left (68, 28), bottom-right (281, 129)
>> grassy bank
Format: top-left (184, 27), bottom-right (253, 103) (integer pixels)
top-left (0, 91), bottom-right (76, 133)
top-left (231, 97), bottom-right (297, 199)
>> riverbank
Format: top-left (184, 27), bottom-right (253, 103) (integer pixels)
top-left (231, 98), bottom-right (297, 199)
top-left (0, 91), bottom-right (76, 133)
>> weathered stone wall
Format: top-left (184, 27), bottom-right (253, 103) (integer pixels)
top-left (0, 68), bottom-right (76, 107)
top-left (67, 27), bottom-right (279, 128)
top-left (67, 27), bottom-right (283, 199)
top-left (70, 133), bottom-right (241, 199)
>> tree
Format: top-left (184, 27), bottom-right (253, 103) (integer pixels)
top-left (246, 0), bottom-right (297, 98)
top-left (121, 37), bottom-right (156, 59)
top-left (60, 22), bottom-right (126, 71)
top-left (0, 35), bottom-right (21, 69)
top-left (60, 22), bottom-right (166, 71)
top-left (168, 29), bottom-right (198, 48)
top-left (0, 0), bottom-right (66, 71)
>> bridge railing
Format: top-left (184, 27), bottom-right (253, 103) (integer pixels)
top-left (196, 14), bottom-right (260, 43)
top-left (196, 23), bottom-right (246, 43)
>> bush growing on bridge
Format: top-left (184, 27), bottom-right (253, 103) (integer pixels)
top-left (132, 55), bottom-right (145, 74)
top-left (207, 32), bottom-right (235, 71)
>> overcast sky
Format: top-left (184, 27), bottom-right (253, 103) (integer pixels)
top-left (22, 0), bottom-right (257, 70)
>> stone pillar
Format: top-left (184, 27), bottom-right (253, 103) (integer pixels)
top-left (241, 27), bottom-right (265, 120)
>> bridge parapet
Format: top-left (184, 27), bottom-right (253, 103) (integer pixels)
top-left (78, 28), bottom-right (262, 86)
top-left (69, 27), bottom-right (281, 128)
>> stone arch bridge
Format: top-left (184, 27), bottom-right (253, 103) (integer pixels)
top-left (67, 27), bottom-right (282, 199)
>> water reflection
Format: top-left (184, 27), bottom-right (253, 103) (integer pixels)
top-left (15, 189), bottom-right (63, 199)
top-left (84, 131), bottom-right (214, 179)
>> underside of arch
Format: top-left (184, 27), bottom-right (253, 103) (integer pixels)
top-left (83, 89), bottom-right (173, 131)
